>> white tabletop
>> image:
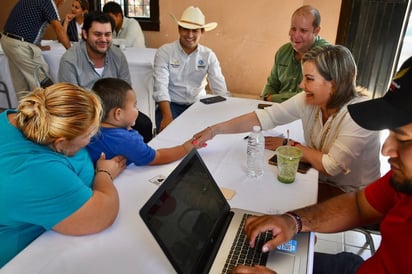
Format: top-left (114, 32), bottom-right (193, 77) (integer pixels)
top-left (1, 97), bottom-right (318, 274)
top-left (0, 41), bottom-right (157, 124)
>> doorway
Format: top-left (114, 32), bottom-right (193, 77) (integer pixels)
top-left (397, 19), bottom-right (412, 69)
top-left (337, 0), bottom-right (411, 98)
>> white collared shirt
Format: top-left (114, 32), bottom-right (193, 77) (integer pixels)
top-left (153, 40), bottom-right (228, 104)
top-left (114, 17), bottom-right (145, 48)
top-left (255, 92), bottom-right (381, 192)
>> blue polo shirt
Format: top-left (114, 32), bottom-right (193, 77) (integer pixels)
top-left (4, 0), bottom-right (60, 45)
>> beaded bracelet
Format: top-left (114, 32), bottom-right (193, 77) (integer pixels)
top-left (95, 168), bottom-right (113, 181)
top-left (283, 211), bottom-right (302, 234)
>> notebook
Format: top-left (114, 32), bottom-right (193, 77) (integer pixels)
top-left (139, 149), bottom-right (314, 274)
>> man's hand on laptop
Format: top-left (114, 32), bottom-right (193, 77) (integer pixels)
top-left (244, 215), bottom-right (296, 252)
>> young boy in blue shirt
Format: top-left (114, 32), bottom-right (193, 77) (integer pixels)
top-left (87, 78), bottom-right (200, 166)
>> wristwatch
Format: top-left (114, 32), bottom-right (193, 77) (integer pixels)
top-left (261, 94), bottom-right (270, 101)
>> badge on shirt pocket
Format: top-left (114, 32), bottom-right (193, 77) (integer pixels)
top-left (170, 59), bottom-right (180, 68)
top-left (197, 59), bottom-right (206, 68)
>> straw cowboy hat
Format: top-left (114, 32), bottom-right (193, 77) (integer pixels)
top-left (173, 6), bottom-right (217, 31)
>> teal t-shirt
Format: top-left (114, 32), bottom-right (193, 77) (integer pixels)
top-left (0, 110), bottom-right (94, 267)
top-left (261, 37), bottom-right (329, 102)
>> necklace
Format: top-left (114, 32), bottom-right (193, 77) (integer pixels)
top-left (309, 108), bottom-right (347, 151)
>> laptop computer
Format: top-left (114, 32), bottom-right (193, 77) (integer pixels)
top-left (140, 149), bottom-right (314, 274)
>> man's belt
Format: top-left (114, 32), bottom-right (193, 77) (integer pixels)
top-left (3, 32), bottom-right (25, 42)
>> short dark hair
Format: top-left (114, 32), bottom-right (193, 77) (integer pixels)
top-left (102, 1), bottom-right (123, 16)
top-left (82, 11), bottom-right (115, 34)
top-left (92, 78), bottom-right (133, 120)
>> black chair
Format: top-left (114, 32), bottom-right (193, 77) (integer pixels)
top-left (132, 111), bottom-right (154, 143)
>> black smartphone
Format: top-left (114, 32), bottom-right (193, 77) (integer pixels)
top-left (268, 154), bottom-right (312, 174)
top-left (200, 95), bottom-right (227, 104)
top-left (258, 103), bottom-right (273, 109)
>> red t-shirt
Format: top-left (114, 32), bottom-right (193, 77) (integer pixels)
top-left (357, 171), bottom-right (412, 273)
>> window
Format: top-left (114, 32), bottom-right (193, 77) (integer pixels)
top-left (99, 0), bottom-right (159, 31)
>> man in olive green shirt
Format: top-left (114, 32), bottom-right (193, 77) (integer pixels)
top-left (261, 5), bottom-right (329, 102)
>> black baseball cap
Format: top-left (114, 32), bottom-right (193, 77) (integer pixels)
top-left (348, 57), bottom-right (412, 130)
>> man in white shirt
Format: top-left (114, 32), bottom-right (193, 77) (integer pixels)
top-left (153, 6), bottom-right (228, 132)
top-left (102, 1), bottom-right (145, 48)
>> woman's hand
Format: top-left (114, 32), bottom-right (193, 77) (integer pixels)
top-left (264, 136), bottom-right (285, 150)
top-left (95, 152), bottom-right (127, 180)
top-left (65, 13), bottom-right (76, 22)
top-left (192, 126), bottom-right (215, 147)
top-left (183, 138), bottom-right (207, 151)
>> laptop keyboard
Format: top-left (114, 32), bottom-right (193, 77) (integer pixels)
top-left (221, 214), bottom-right (273, 274)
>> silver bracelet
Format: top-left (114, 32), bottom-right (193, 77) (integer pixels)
top-left (283, 212), bottom-right (302, 234)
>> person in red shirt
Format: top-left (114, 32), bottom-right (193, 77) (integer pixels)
top-left (232, 56), bottom-right (412, 274)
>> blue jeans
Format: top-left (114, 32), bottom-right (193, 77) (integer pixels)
top-left (314, 252), bottom-right (364, 274)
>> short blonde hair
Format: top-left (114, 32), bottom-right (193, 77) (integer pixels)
top-left (16, 83), bottom-right (102, 145)
top-left (302, 45), bottom-right (369, 109)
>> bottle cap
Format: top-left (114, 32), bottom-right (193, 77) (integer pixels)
top-left (252, 125), bottom-right (261, 132)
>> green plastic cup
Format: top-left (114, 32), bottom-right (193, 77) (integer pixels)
top-left (276, 146), bottom-right (303, 184)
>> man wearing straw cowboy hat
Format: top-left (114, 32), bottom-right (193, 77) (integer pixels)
top-left (153, 6), bottom-right (229, 132)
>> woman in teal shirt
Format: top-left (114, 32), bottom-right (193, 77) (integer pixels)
top-left (0, 83), bottom-right (126, 267)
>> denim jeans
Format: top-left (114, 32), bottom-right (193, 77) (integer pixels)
top-left (314, 252), bottom-right (364, 274)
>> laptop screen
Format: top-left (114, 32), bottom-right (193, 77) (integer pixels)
top-left (140, 149), bottom-right (231, 274)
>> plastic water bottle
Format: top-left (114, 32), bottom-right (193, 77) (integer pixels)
top-left (246, 125), bottom-right (264, 178)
